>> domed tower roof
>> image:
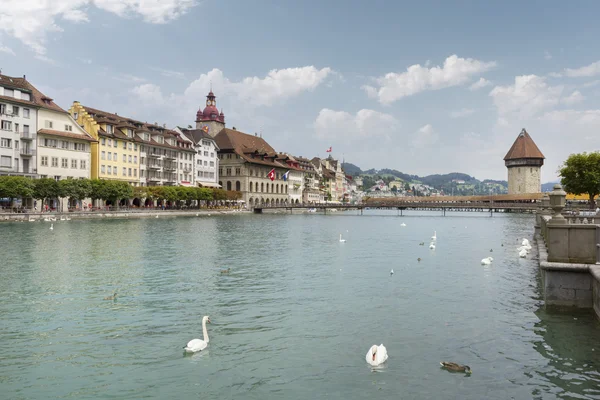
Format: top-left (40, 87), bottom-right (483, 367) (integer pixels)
top-left (195, 90), bottom-right (225, 123)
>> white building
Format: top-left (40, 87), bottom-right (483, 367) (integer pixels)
top-left (0, 74), bottom-right (39, 179)
top-left (176, 126), bottom-right (220, 188)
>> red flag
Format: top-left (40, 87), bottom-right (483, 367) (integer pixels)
top-left (267, 168), bottom-right (275, 181)
top-left (326, 146), bottom-right (332, 152)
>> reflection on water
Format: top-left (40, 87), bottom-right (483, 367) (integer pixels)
top-left (0, 211), bottom-right (599, 399)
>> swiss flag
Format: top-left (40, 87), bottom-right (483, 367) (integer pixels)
top-left (326, 146), bottom-right (332, 152)
top-left (267, 168), bottom-right (275, 181)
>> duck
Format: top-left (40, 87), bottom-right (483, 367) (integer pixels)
top-left (184, 316), bottom-right (211, 352)
top-left (220, 268), bottom-right (230, 274)
top-left (440, 361), bottom-right (472, 374)
top-left (490, 249), bottom-right (493, 252)
top-left (417, 258), bottom-right (422, 262)
top-left (104, 292), bottom-right (117, 301)
top-left (49, 223), bottom-right (54, 230)
top-left (481, 257), bottom-right (493, 265)
top-left (366, 344), bottom-right (388, 367)
top-left (419, 242), bottom-right (424, 246)
top-left (339, 234), bottom-right (346, 243)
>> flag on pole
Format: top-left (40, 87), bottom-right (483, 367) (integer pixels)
top-left (326, 146), bottom-right (332, 152)
top-left (267, 168), bottom-right (275, 181)
top-left (282, 170), bottom-right (290, 181)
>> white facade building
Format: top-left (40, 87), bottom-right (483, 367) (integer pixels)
top-left (176, 127), bottom-right (220, 188)
top-left (0, 74), bottom-right (39, 178)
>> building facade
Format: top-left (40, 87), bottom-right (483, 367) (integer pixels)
top-left (0, 74), bottom-right (39, 178)
top-left (504, 128), bottom-right (545, 194)
top-left (176, 126), bottom-right (220, 188)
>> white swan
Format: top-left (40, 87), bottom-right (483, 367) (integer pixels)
top-left (431, 231), bottom-right (437, 241)
top-left (339, 234), bottom-right (346, 243)
top-left (429, 242), bottom-right (435, 249)
top-left (366, 344), bottom-right (388, 367)
top-left (400, 222), bottom-right (406, 227)
top-left (49, 223), bottom-right (53, 230)
top-left (184, 316), bottom-right (211, 352)
top-left (521, 238), bottom-right (530, 246)
top-left (481, 256), bottom-right (493, 265)
top-left (390, 269), bottom-right (394, 275)
top-left (519, 248), bottom-right (527, 258)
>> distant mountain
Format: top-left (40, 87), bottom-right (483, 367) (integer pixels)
top-left (340, 162), bottom-right (362, 176)
top-left (542, 181), bottom-right (560, 192)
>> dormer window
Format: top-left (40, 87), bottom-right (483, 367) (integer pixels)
top-left (106, 125), bottom-right (113, 134)
top-left (127, 129), bottom-right (133, 137)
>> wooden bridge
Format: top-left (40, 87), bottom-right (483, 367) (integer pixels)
top-left (253, 199), bottom-right (541, 215)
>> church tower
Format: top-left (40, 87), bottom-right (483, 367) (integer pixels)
top-left (195, 90), bottom-right (225, 137)
top-left (504, 128), bottom-right (545, 194)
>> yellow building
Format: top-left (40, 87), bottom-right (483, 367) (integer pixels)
top-left (69, 102), bottom-right (140, 185)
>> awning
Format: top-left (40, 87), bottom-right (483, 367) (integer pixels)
top-left (198, 182), bottom-right (222, 188)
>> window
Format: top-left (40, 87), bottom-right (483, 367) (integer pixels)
top-left (43, 138), bottom-right (57, 147)
top-left (73, 112), bottom-right (78, 120)
top-left (128, 168), bottom-right (132, 177)
top-left (204, 151), bottom-right (208, 156)
top-left (101, 165), bottom-right (106, 174)
top-left (0, 104), bottom-right (5, 114)
top-left (107, 151), bottom-right (111, 160)
top-left (210, 152), bottom-right (214, 158)
top-left (12, 106), bottom-right (19, 116)
top-left (204, 161), bottom-right (207, 166)
top-left (61, 158), bottom-right (68, 168)
top-left (122, 167), bottom-right (126, 176)
top-left (51, 157), bottom-right (58, 167)
top-left (235, 167), bottom-right (241, 175)
top-left (101, 138), bottom-right (106, 146)
top-left (106, 125), bottom-right (113, 134)
top-left (0, 138), bottom-right (11, 147)
top-left (123, 141), bottom-right (126, 149)
top-left (45, 120), bottom-right (53, 129)
top-left (134, 169), bottom-right (137, 177)
top-left (71, 159), bottom-right (77, 168)
top-left (4, 89), bottom-right (14, 97)
top-left (53, 176), bottom-right (61, 181)
top-left (23, 108), bottom-right (30, 118)
top-left (14, 123), bottom-right (19, 133)
top-left (114, 153), bottom-right (118, 161)
top-left (134, 156), bottom-right (137, 163)
top-left (210, 161), bottom-right (214, 167)
top-left (128, 143), bottom-right (132, 150)
top-left (226, 168), bottom-right (231, 175)
top-left (23, 125), bottom-right (29, 134)
top-left (134, 144), bottom-right (137, 151)
top-left (101, 151), bottom-right (106, 160)
top-left (0, 155), bottom-right (11, 167)
top-left (21, 92), bottom-right (31, 101)
top-left (75, 143), bottom-right (85, 151)
top-left (65, 124), bottom-right (72, 132)
top-left (61, 140), bottom-right (68, 149)
top-left (1, 120), bottom-right (12, 130)
top-left (113, 166), bottom-right (117, 175)
top-left (123, 154), bottom-right (126, 162)
top-left (108, 139), bottom-right (112, 147)
top-left (128, 155), bottom-right (132, 163)
top-left (41, 156), bottom-right (48, 166)
top-left (113, 140), bottom-right (118, 148)
top-left (80, 160), bottom-right (86, 169)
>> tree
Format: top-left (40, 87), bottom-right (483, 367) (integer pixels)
top-left (90, 179), bottom-right (108, 207)
top-left (559, 151), bottom-right (600, 208)
top-left (0, 176), bottom-right (34, 207)
top-left (33, 178), bottom-right (59, 209)
top-left (58, 179), bottom-right (92, 205)
top-left (391, 186), bottom-right (398, 194)
top-left (404, 182), bottom-right (411, 191)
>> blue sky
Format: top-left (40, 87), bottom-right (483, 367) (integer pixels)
top-left (1, 0), bottom-right (600, 181)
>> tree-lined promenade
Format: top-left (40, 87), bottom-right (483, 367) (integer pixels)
top-left (0, 176), bottom-right (242, 211)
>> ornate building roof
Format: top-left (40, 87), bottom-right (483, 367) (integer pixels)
top-left (195, 91), bottom-right (225, 123)
top-left (504, 129), bottom-right (545, 160)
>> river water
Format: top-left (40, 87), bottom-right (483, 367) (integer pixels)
top-left (1, 211), bottom-right (599, 399)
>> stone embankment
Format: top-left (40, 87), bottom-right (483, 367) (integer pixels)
top-left (1, 209), bottom-right (249, 222)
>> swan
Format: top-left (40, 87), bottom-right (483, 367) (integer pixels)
top-left (400, 223), bottom-right (406, 227)
top-left (521, 238), bottom-right (530, 246)
top-left (49, 223), bottom-right (54, 230)
top-left (481, 257), bottom-right (493, 265)
top-left (519, 248), bottom-right (527, 258)
top-left (429, 242), bottom-right (435, 250)
top-left (184, 316), bottom-right (211, 352)
top-left (431, 231), bottom-right (437, 241)
top-left (60, 216), bottom-right (66, 221)
top-left (366, 344), bottom-right (388, 367)
top-left (390, 269), bottom-right (394, 275)
top-left (155, 215), bottom-right (159, 218)
top-left (339, 234), bottom-right (346, 243)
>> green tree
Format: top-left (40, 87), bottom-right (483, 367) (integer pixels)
top-left (194, 187), bottom-right (213, 208)
top-left (559, 151), bottom-right (600, 208)
top-left (59, 179), bottom-right (92, 204)
top-left (89, 179), bottom-right (107, 207)
top-left (0, 176), bottom-right (34, 207)
top-left (404, 182), bottom-right (411, 191)
top-left (391, 186), bottom-right (398, 194)
top-left (102, 181), bottom-right (133, 208)
top-left (33, 178), bottom-right (59, 209)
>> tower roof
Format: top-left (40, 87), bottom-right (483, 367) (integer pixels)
top-left (504, 129), bottom-right (545, 161)
top-left (195, 90), bottom-right (225, 123)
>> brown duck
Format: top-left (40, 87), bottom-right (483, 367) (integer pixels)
top-left (440, 361), bottom-right (472, 373)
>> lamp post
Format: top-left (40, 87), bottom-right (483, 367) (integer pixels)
top-left (548, 184), bottom-right (567, 225)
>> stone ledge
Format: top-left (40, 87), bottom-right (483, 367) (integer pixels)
top-left (540, 261), bottom-right (591, 272)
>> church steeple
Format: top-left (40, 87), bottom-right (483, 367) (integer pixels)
top-left (195, 89), bottom-right (226, 136)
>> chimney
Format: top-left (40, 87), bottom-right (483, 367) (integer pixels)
top-left (23, 74), bottom-right (26, 80)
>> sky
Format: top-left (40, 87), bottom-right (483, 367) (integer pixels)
top-left (1, 0), bottom-right (600, 182)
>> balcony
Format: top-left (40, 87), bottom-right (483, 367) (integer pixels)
top-left (163, 164), bottom-right (176, 171)
top-left (148, 152), bottom-right (160, 158)
top-left (164, 154), bottom-right (176, 160)
top-left (20, 132), bottom-right (35, 140)
top-left (183, 167), bottom-right (193, 173)
top-left (147, 163), bottom-right (161, 170)
top-left (20, 148), bottom-right (34, 156)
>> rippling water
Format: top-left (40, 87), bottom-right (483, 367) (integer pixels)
top-left (1, 211), bottom-right (599, 399)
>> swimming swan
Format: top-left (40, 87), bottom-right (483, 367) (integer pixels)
top-left (431, 231), bottom-right (437, 241)
top-left (481, 257), bottom-right (493, 265)
top-left (366, 344), bottom-right (388, 367)
top-left (339, 234), bottom-right (346, 243)
top-left (184, 316), bottom-right (211, 352)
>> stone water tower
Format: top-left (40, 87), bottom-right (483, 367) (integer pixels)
top-left (504, 128), bottom-right (545, 194)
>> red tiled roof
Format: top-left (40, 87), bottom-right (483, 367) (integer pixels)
top-left (0, 73), bottom-right (65, 113)
top-left (504, 129), bottom-right (545, 160)
top-left (38, 129), bottom-right (97, 142)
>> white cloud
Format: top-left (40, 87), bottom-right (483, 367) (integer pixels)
top-left (364, 55), bottom-right (496, 104)
top-left (540, 109), bottom-right (600, 125)
top-left (0, 0), bottom-right (197, 57)
top-left (489, 75), bottom-right (564, 118)
top-left (314, 108), bottom-right (398, 140)
top-left (469, 77), bottom-right (492, 91)
top-left (561, 90), bottom-right (584, 105)
top-left (77, 57), bottom-right (92, 64)
top-left (544, 51), bottom-right (552, 60)
top-left (150, 67), bottom-right (185, 79)
top-left (0, 44), bottom-right (15, 56)
top-left (412, 124), bottom-right (438, 148)
top-left (583, 80), bottom-right (600, 88)
top-left (564, 60), bottom-right (600, 78)
top-left (114, 73), bottom-right (146, 83)
top-left (450, 108), bottom-right (475, 118)
top-left (131, 83), bottom-right (164, 105)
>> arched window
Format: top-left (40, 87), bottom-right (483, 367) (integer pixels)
top-left (261, 182), bottom-right (264, 192)
top-left (271, 183), bottom-right (274, 193)
top-left (276, 184), bottom-right (279, 194)
top-left (227, 181), bottom-right (232, 191)
top-left (235, 181), bottom-right (241, 191)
